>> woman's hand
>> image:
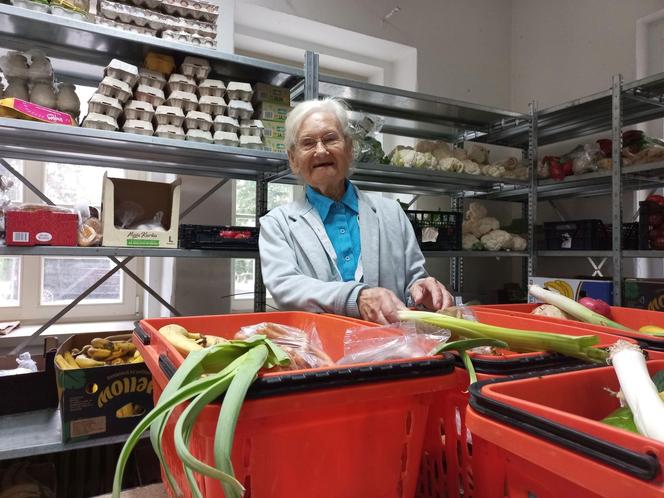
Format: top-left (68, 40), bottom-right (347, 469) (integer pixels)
top-left (410, 277), bottom-right (454, 311)
top-left (357, 287), bottom-right (406, 324)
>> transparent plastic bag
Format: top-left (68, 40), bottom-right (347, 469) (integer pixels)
top-left (115, 200), bottom-right (145, 228)
top-left (562, 144), bottom-right (604, 175)
top-left (349, 115), bottom-right (387, 163)
top-left (135, 210), bottom-right (165, 231)
top-left (234, 322), bottom-right (334, 370)
top-left (0, 352), bottom-right (37, 376)
top-left (336, 322), bottom-right (450, 365)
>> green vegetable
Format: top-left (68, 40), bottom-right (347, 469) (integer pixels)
top-left (399, 310), bottom-right (607, 363)
top-left (431, 338), bottom-right (508, 384)
top-left (652, 370), bottom-right (664, 392)
top-left (601, 406), bottom-right (639, 434)
top-left (112, 335), bottom-right (289, 498)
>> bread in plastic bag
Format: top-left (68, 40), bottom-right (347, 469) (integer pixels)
top-left (336, 321), bottom-right (450, 365)
top-left (234, 322), bottom-right (334, 370)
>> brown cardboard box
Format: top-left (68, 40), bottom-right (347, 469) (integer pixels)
top-left (261, 119), bottom-right (286, 139)
top-left (255, 101), bottom-right (290, 122)
top-left (55, 331), bottom-right (154, 442)
top-left (101, 174), bottom-right (181, 248)
top-left (252, 83), bottom-right (291, 105)
top-left (263, 137), bottom-right (286, 153)
top-left (623, 278), bottom-right (664, 310)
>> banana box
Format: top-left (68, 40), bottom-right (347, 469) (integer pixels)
top-left (623, 278), bottom-right (664, 311)
top-left (54, 331), bottom-right (154, 443)
top-left (528, 277), bottom-right (613, 305)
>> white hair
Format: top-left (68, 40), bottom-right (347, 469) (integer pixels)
top-left (284, 97), bottom-right (352, 151)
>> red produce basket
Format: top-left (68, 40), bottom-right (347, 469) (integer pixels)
top-left (466, 360), bottom-right (664, 498)
top-left (473, 303), bottom-right (664, 354)
top-left (134, 312), bottom-right (458, 498)
top-left (415, 309), bottom-right (634, 498)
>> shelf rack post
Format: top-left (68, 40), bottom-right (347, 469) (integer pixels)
top-left (304, 51), bottom-right (319, 101)
top-left (254, 174), bottom-right (269, 312)
top-left (527, 101), bottom-right (538, 288)
top-left (450, 195), bottom-right (464, 293)
top-left (611, 74), bottom-right (624, 305)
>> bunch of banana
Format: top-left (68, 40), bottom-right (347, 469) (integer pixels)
top-left (54, 334), bottom-right (144, 370)
top-left (543, 279), bottom-right (574, 299)
top-left (158, 324), bottom-right (227, 357)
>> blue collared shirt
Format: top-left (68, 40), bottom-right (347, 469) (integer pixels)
top-left (306, 181), bottom-right (361, 282)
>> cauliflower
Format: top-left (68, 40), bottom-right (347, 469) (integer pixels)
top-left (513, 166), bottom-right (529, 180)
top-left (510, 234), bottom-right (527, 251)
top-left (459, 160), bottom-right (480, 175)
top-left (475, 217), bottom-right (500, 236)
top-left (437, 157), bottom-right (464, 172)
top-left (480, 229), bottom-right (512, 251)
top-left (462, 219), bottom-right (478, 235)
top-left (432, 144), bottom-right (452, 161)
top-left (468, 144), bottom-right (490, 164)
top-left (462, 233), bottom-right (479, 250)
top-left (415, 140), bottom-right (437, 153)
top-left (399, 149), bottom-right (417, 167)
top-left (532, 304), bottom-right (573, 320)
top-left (388, 145), bottom-right (413, 166)
top-left (481, 164), bottom-right (506, 178)
top-left (415, 152), bottom-right (437, 169)
top-left (494, 157), bottom-right (519, 171)
top-left (465, 202), bottom-right (487, 221)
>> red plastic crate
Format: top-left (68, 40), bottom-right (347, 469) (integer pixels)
top-left (473, 303), bottom-right (664, 354)
top-left (415, 310), bottom-right (634, 498)
top-left (134, 312), bottom-right (458, 498)
top-left (466, 360), bottom-right (664, 498)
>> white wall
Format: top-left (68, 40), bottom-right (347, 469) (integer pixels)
top-left (511, 0), bottom-right (664, 112)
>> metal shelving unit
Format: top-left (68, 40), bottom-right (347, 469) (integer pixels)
top-left (0, 246), bottom-right (258, 258)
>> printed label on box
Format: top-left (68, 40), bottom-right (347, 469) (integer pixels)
top-left (36, 232), bottom-right (53, 242)
top-left (70, 415), bottom-right (106, 438)
top-left (12, 232), bottom-right (28, 243)
top-left (127, 239), bottom-right (160, 247)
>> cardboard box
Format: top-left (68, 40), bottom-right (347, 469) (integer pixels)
top-left (623, 278), bottom-right (664, 311)
top-left (5, 205), bottom-right (78, 246)
top-left (0, 348), bottom-right (59, 415)
top-left (55, 331), bottom-right (154, 443)
top-left (252, 83), bottom-right (291, 105)
top-left (263, 137), bottom-right (286, 154)
top-left (255, 101), bottom-right (290, 122)
top-left (528, 276), bottom-right (613, 305)
top-left (102, 174), bottom-right (181, 248)
top-left (261, 119), bottom-right (286, 139)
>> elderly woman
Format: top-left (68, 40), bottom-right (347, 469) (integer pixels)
top-left (259, 98), bottom-right (453, 324)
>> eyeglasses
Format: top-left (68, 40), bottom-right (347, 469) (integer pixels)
top-left (296, 133), bottom-right (344, 152)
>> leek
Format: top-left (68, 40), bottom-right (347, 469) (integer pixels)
top-left (431, 338), bottom-right (508, 384)
top-left (399, 310), bottom-right (607, 363)
top-left (609, 340), bottom-right (664, 442)
top-left (113, 335), bottom-right (289, 498)
top-left (528, 284), bottom-right (632, 331)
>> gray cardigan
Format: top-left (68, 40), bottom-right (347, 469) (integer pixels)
top-left (258, 186), bottom-right (429, 317)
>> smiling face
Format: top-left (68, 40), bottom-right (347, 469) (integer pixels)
top-left (288, 111), bottom-right (353, 199)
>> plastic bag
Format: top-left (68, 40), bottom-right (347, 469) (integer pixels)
top-left (234, 322), bottom-right (334, 370)
top-left (349, 115), bottom-right (387, 163)
top-left (336, 322), bottom-right (450, 365)
top-left (561, 144), bottom-right (604, 175)
top-left (135, 210), bottom-right (166, 231)
top-left (115, 200), bottom-right (145, 229)
top-left (0, 352), bottom-right (37, 376)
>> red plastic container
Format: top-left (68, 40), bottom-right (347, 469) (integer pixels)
top-left (415, 310), bottom-right (634, 498)
top-left (466, 360), bottom-right (664, 498)
top-left (134, 312), bottom-right (458, 498)
top-left (474, 303), bottom-right (664, 354)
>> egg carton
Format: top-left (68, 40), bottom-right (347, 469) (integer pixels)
top-left (167, 74), bottom-right (197, 95)
top-left (97, 76), bottom-right (132, 103)
top-left (123, 119), bottom-right (154, 136)
top-left (180, 56), bottom-right (211, 82)
top-left (105, 59), bottom-right (139, 87)
top-left (213, 115), bottom-right (238, 133)
top-left (88, 93), bottom-right (124, 119)
top-left (166, 91), bottom-right (198, 112)
top-left (239, 135), bottom-right (263, 149)
top-left (198, 79), bottom-right (225, 98)
top-left (226, 82), bottom-right (253, 102)
top-left (186, 129), bottom-right (213, 143)
top-left (95, 16), bottom-right (158, 37)
top-left (100, 0), bottom-right (172, 30)
top-left (160, 30), bottom-right (216, 48)
top-left (121, 0), bottom-right (162, 10)
top-left (137, 68), bottom-right (166, 90)
top-left (239, 119), bottom-right (264, 137)
top-left (124, 99), bottom-right (155, 121)
top-left (134, 84), bottom-right (166, 107)
top-left (198, 95), bottom-right (225, 117)
top-left (155, 124), bottom-right (185, 140)
top-left (184, 110), bottom-right (212, 132)
top-left (11, 0), bottom-right (50, 13)
top-left (226, 100), bottom-right (253, 120)
top-left (154, 105), bottom-right (185, 126)
top-left (213, 131), bottom-right (239, 147)
top-left (175, 18), bottom-right (217, 38)
top-left (82, 113), bottom-right (119, 131)
top-left (161, 0), bottom-right (218, 22)
top-left (51, 4), bottom-right (88, 20)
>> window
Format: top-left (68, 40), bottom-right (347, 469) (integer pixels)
top-left (0, 161), bottom-right (143, 323)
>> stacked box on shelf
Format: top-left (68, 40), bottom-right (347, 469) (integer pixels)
top-left (251, 83), bottom-right (290, 152)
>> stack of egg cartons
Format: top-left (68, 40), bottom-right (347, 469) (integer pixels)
top-left (82, 59), bottom-right (136, 131)
top-left (226, 83), bottom-right (264, 149)
top-left (252, 83), bottom-right (291, 153)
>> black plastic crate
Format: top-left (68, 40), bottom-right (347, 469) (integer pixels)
top-left (543, 219), bottom-right (609, 250)
top-left (406, 210), bottom-right (461, 250)
top-left (638, 200), bottom-right (664, 250)
top-left (179, 224), bottom-right (258, 249)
